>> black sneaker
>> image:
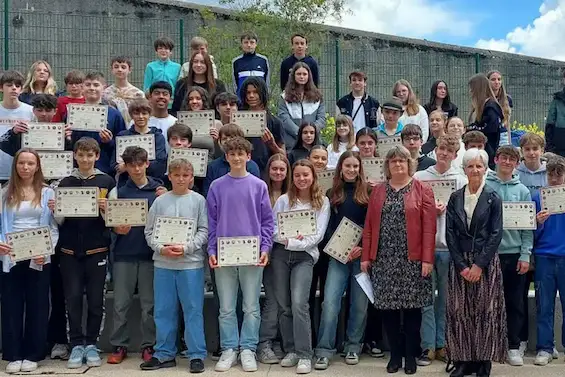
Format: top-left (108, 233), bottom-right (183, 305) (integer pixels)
top-left (416, 349), bottom-right (433, 366)
top-left (211, 350), bottom-right (221, 361)
top-left (140, 357), bottom-right (177, 370)
top-left (190, 359), bottom-right (205, 373)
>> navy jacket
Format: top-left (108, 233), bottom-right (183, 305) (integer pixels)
top-left (466, 99), bottom-right (503, 170)
top-left (336, 93), bottom-right (380, 129)
top-left (280, 55), bottom-right (319, 90)
top-left (202, 156), bottom-right (260, 198)
top-left (232, 52), bottom-right (270, 99)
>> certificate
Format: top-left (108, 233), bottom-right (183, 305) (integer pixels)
top-left (6, 226), bottom-right (54, 262)
top-left (116, 134), bottom-right (156, 162)
top-left (541, 185), bottom-right (565, 214)
top-left (231, 111), bottom-right (266, 137)
top-left (277, 210), bottom-right (317, 238)
top-left (55, 187), bottom-right (99, 217)
top-left (38, 151), bottom-right (73, 179)
top-left (168, 148), bottom-right (208, 177)
top-left (425, 179), bottom-right (457, 204)
top-left (67, 104), bottom-right (108, 131)
top-left (503, 202), bottom-right (537, 230)
top-left (152, 216), bottom-right (195, 245)
top-left (377, 136), bottom-right (402, 157)
top-left (217, 236), bottom-right (260, 267)
top-left (317, 170), bottom-right (335, 194)
top-left (176, 110), bottom-right (215, 136)
top-left (362, 158), bottom-right (385, 182)
top-left (105, 199), bottom-right (148, 227)
top-left (324, 217), bottom-right (363, 264)
top-left (21, 123), bottom-right (65, 150)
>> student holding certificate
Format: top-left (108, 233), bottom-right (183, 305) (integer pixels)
top-left (0, 148), bottom-right (59, 373)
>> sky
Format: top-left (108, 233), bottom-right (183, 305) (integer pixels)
top-left (180, 0), bottom-right (565, 61)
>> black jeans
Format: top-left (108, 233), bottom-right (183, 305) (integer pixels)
top-left (364, 304), bottom-right (383, 347)
top-left (381, 308), bottom-right (421, 365)
top-left (48, 254), bottom-right (69, 346)
top-left (309, 251), bottom-right (329, 346)
top-left (60, 252), bottom-right (108, 347)
top-left (500, 254), bottom-right (527, 349)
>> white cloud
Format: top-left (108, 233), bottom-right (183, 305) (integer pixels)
top-left (475, 0), bottom-right (565, 61)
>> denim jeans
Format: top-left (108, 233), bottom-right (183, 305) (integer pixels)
top-left (153, 267), bottom-right (207, 361)
top-left (270, 244), bottom-right (314, 358)
top-left (315, 258), bottom-right (368, 358)
top-left (420, 250), bottom-right (450, 350)
top-left (535, 255), bottom-right (565, 353)
top-left (215, 265), bottom-right (264, 351)
top-left (258, 263), bottom-right (279, 350)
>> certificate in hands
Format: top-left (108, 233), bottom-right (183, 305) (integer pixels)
top-left (105, 199), bottom-right (148, 227)
top-left (277, 210), bottom-right (317, 239)
top-left (317, 170), bottom-right (335, 194)
top-left (67, 104), bottom-right (108, 131)
top-left (324, 217), bottom-right (363, 264)
top-left (152, 216), bottom-right (195, 245)
top-left (377, 136), bottom-right (402, 157)
top-left (168, 148), bottom-right (208, 177)
top-left (176, 111), bottom-right (215, 136)
top-left (362, 158), bottom-right (385, 182)
top-left (217, 236), bottom-right (260, 267)
top-left (55, 187), bottom-right (99, 217)
top-left (231, 111), bottom-right (266, 137)
top-left (116, 134), bottom-right (156, 162)
top-left (21, 123), bottom-right (65, 150)
top-left (503, 201), bottom-right (537, 230)
top-left (38, 151), bottom-right (73, 179)
top-left (6, 226), bottom-right (54, 262)
top-left (541, 185), bottom-right (565, 214)
top-left (426, 179), bottom-right (457, 204)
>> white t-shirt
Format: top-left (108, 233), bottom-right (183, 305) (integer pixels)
top-left (12, 201), bottom-right (42, 232)
top-left (351, 96), bottom-right (366, 134)
top-left (0, 103), bottom-right (34, 180)
top-left (326, 142), bottom-right (359, 170)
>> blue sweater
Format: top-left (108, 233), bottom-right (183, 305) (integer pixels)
top-left (232, 52), bottom-right (270, 99)
top-left (143, 59), bottom-right (182, 93)
top-left (202, 156), bottom-right (260, 198)
top-left (533, 192), bottom-right (565, 257)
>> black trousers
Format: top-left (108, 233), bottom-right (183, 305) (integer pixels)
top-left (520, 270), bottom-right (534, 343)
top-left (364, 304), bottom-right (383, 346)
top-left (381, 308), bottom-right (421, 364)
top-left (48, 253), bottom-right (69, 345)
top-left (1, 261), bottom-right (50, 362)
top-left (500, 254), bottom-right (527, 349)
top-left (309, 251), bottom-right (329, 346)
top-left (60, 252), bottom-right (107, 347)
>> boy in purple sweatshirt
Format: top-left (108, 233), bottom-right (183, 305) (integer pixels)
top-left (207, 137), bottom-right (274, 372)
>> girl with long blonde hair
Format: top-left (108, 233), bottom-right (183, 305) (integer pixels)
top-left (487, 70), bottom-right (513, 145)
top-left (393, 79), bottom-right (430, 141)
top-left (20, 60), bottom-right (58, 104)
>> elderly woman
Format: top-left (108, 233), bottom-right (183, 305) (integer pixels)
top-left (361, 145), bottom-right (436, 375)
top-left (445, 148), bottom-right (506, 377)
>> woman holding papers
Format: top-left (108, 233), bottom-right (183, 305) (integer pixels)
top-left (445, 148), bottom-right (505, 377)
top-left (361, 145), bottom-right (436, 375)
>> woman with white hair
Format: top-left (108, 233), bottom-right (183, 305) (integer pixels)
top-left (445, 148), bottom-right (506, 377)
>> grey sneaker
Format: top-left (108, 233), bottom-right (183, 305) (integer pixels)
top-left (553, 347), bottom-right (559, 359)
top-left (84, 345), bottom-right (102, 367)
top-left (280, 352), bottom-right (299, 367)
top-left (345, 352), bottom-right (359, 365)
top-left (258, 347), bottom-right (279, 364)
top-left (296, 358), bottom-right (312, 374)
top-left (314, 357), bottom-right (329, 370)
top-left (534, 350), bottom-right (553, 366)
top-left (51, 343), bottom-right (69, 360)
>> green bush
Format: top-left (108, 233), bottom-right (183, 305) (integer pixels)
top-left (320, 115), bottom-right (335, 145)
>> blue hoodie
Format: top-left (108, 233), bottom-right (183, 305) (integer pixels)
top-left (533, 191), bottom-right (565, 257)
top-left (485, 171), bottom-right (533, 262)
top-left (516, 161), bottom-right (547, 197)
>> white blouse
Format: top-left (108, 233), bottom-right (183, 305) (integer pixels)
top-left (464, 182), bottom-right (485, 229)
top-left (326, 142), bottom-right (359, 170)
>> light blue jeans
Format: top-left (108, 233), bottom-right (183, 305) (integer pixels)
top-left (420, 250), bottom-right (450, 350)
top-left (153, 267), bottom-right (206, 362)
top-left (315, 258), bottom-right (368, 358)
top-left (215, 266), bottom-right (264, 351)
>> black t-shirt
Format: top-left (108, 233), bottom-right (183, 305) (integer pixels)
top-left (248, 113), bottom-right (285, 174)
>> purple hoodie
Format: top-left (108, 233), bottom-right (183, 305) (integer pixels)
top-left (207, 173), bottom-right (274, 256)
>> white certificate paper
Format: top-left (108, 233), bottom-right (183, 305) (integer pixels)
top-left (152, 216), bottom-right (195, 245)
top-left (324, 217), bottom-right (363, 264)
top-left (38, 151), bottom-right (73, 179)
top-left (377, 136), bottom-right (402, 157)
top-left (317, 170), bottom-right (335, 194)
top-left (105, 199), bottom-right (148, 227)
top-left (168, 148), bottom-right (208, 177)
top-left (362, 158), bottom-right (385, 182)
top-left (541, 185), bottom-right (565, 214)
top-left (231, 111), bottom-right (266, 137)
top-left (21, 123), bottom-right (65, 150)
top-left (116, 134), bottom-right (156, 162)
top-left (277, 210), bottom-right (317, 238)
top-left (503, 201), bottom-right (537, 230)
top-left (6, 226), bottom-right (54, 262)
top-left (55, 187), bottom-right (99, 217)
top-left (67, 104), bottom-right (108, 131)
top-left (425, 179), bottom-right (457, 204)
top-left (176, 110), bottom-right (215, 136)
top-left (217, 236), bottom-right (260, 267)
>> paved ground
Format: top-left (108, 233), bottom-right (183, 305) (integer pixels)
top-left (2, 355), bottom-right (565, 376)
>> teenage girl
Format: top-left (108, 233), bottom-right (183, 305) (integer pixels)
top-left (288, 123), bottom-right (321, 166)
top-left (20, 60), bottom-right (58, 104)
top-left (309, 145), bottom-right (329, 172)
top-left (326, 115), bottom-right (358, 169)
top-left (422, 109), bottom-right (447, 156)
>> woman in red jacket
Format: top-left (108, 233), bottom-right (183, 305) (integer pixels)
top-left (361, 145), bottom-right (436, 375)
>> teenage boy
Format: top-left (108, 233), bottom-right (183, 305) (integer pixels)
top-left (143, 37), bottom-right (182, 95)
top-left (532, 156), bottom-right (565, 366)
top-left (374, 97), bottom-right (403, 139)
top-left (147, 81), bottom-right (177, 140)
top-left (102, 56), bottom-right (145, 124)
top-left (232, 32), bottom-right (270, 99)
top-left (517, 133), bottom-right (548, 196)
top-left (207, 137), bottom-right (273, 372)
top-left (112, 99), bottom-right (167, 187)
top-left (215, 92), bottom-right (239, 126)
top-left (51, 137), bottom-right (116, 369)
top-left (336, 71), bottom-right (380, 132)
top-left (414, 134), bottom-right (467, 366)
top-left (280, 33), bottom-right (319, 90)
top-left (53, 70), bottom-right (85, 122)
top-left (401, 124), bottom-right (435, 171)
top-left (485, 145), bottom-right (533, 366)
top-left (180, 36), bottom-right (218, 79)
top-left (107, 147), bottom-right (160, 365)
top-left (142, 158), bottom-right (208, 373)
top-left (463, 130), bottom-right (487, 151)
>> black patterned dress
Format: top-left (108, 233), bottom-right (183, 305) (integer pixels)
top-left (369, 182), bottom-right (432, 310)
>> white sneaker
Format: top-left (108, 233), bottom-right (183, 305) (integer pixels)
top-left (519, 341), bottom-right (527, 356)
top-left (240, 349), bottom-right (258, 372)
top-left (296, 359), bottom-right (312, 374)
top-left (553, 347), bottom-right (559, 359)
top-left (21, 360), bottom-right (38, 372)
top-left (507, 349), bottom-right (523, 366)
top-left (215, 349), bottom-right (238, 372)
top-left (51, 343), bottom-right (70, 360)
top-left (6, 361), bottom-right (22, 374)
top-left (280, 353), bottom-right (299, 367)
top-left (534, 350), bottom-right (553, 366)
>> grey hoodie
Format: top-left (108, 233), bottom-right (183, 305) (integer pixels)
top-left (516, 161), bottom-right (547, 197)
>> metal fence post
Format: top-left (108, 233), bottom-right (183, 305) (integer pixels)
top-left (179, 19), bottom-right (185, 64)
top-left (475, 53), bottom-right (480, 74)
top-left (335, 37), bottom-right (340, 103)
top-left (3, 0), bottom-right (9, 70)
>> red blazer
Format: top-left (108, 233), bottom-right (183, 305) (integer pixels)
top-left (361, 179), bottom-right (436, 264)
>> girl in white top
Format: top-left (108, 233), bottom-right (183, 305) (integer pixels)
top-left (393, 79), bottom-right (429, 142)
top-left (326, 115), bottom-right (358, 169)
top-left (446, 117), bottom-right (466, 171)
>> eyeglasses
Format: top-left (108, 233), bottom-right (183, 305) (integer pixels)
top-left (404, 136), bottom-right (421, 142)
